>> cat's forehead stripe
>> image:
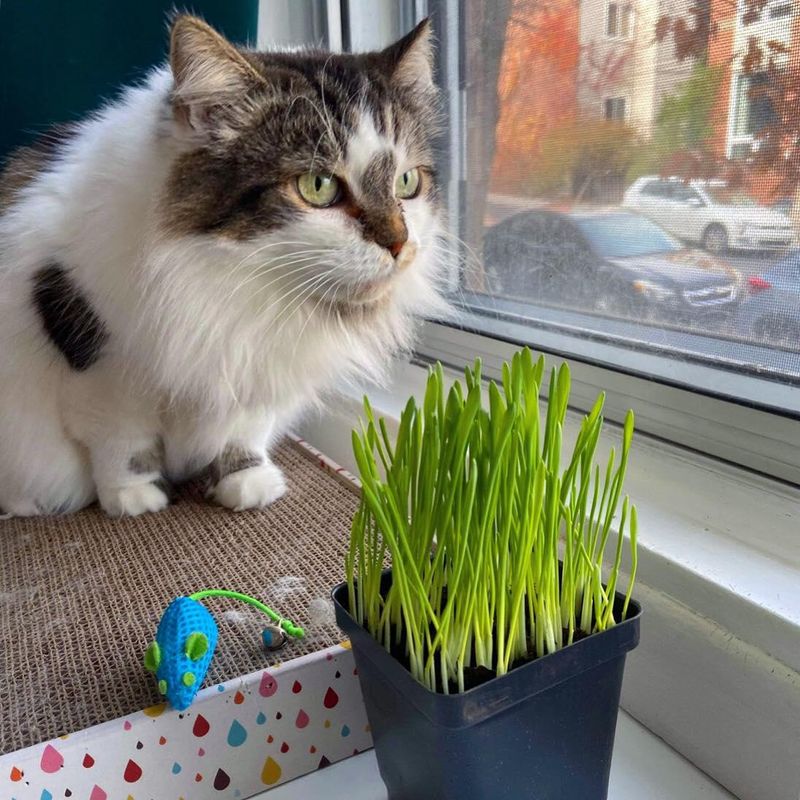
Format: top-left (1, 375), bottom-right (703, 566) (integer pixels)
top-left (359, 151), bottom-right (397, 204)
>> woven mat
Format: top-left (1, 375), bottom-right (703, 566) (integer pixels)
top-left (0, 439), bottom-right (359, 755)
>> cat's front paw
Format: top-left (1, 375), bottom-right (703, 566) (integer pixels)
top-left (211, 462), bottom-right (287, 512)
top-left (99, 481), bottom-right (170, 517)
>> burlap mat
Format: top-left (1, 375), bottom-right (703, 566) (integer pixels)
top-left (0, 439), bottom-right (359, 754)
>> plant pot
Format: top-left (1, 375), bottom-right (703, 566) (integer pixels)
top-left (332, 572), bottom-right (641, 800)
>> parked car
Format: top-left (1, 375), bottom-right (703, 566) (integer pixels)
top-left (483, 209), bottom-right (743, 325)
top-left (623, 176), bottom-right (795, 254)
top-left (733, 249), bottom-right (800, 350)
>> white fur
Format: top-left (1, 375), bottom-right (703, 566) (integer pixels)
top-left (0, 67), bottom-right (449, 517)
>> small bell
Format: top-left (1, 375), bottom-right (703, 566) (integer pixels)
top-left (262, 624), bottom-right (288, 651)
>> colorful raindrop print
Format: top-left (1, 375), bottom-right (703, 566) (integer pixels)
top-left (259, 672), bottom-right (278, 697)
top-left (123, 759), bottom-right (142, 783)
top-left (323, 687), bottom-right (339, 709)
top-left (40, 745), bottom-right (64, 773)
top-left (261, 756), bottom-right (281, 785)
top-left (227, 720), bottom-right (248, 747)
top-left (295, 709), bottom-right (310, 729)
top-left (213, 768), bottom-right (231, 790)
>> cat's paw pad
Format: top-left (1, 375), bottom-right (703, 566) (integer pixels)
top-left (99, 482), bottom-right (170, 517)
top-left (211, 463), bottom-right (287, 511)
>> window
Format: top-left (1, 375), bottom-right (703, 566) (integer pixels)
top-left (729, 72), bottom-right (777, 156)
top-left (422, 0), bottom-right (800, 478)
top-left (605, 2), bottom-right (633, 38)
top-left (769, 2), bottom-right (792, 19)
top-left (603, 96), bottom-right (627, 121)
top-left (286, 7), bottom-right (800, 800)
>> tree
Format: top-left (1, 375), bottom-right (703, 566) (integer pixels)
top-left (656, 0), bottom-right (800, 219)
top-left (532, 117), bottom-right (641, 201)
top-left (628, 62), bottom-right (725, 180)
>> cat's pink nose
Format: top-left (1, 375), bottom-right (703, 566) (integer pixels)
top-left (388, 240), bottom-right (404, 259)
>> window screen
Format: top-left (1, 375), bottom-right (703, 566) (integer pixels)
top-left (433, 0), bottom-right (800, 415)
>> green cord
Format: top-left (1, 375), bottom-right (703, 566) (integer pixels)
top-left (189, 589), bottom-right (305, 638)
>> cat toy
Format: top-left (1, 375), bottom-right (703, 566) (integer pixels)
top-left (144, 590), bottom-right (304, 711)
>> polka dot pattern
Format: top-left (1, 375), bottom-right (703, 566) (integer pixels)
top-left (0, 645), bottom-right (371, 798)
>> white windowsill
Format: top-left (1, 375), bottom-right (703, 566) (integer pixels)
top-left (296, 358), bottom-right (800, 800)
top-left (253, 711), bottom-right (736, 799)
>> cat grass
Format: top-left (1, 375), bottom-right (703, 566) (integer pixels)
top-left (346, 347), bottom-right (638, 693)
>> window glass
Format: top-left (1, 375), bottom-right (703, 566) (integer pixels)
top-left (432, 0), bottom-right (800, 412)
top-left (606, 3), bottom-right (618, 37)
top-left (603, 96), bottom-right (627, 121)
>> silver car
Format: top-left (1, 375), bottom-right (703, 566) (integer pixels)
top-left (623, 176), bottom-right (795, 254)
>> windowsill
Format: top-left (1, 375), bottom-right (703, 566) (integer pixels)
top-left (297, 357), bottom-right (800, 800)
top-left (252, 711), bottom-right (736, 799)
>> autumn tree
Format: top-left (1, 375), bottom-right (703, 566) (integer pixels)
top-left (656, 0), bottom-right (800, 221)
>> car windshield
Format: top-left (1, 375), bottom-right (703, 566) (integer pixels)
top-left (573, 214), bottom-right (682, 258)
top-left (702, 185), bottom-right (758, 207)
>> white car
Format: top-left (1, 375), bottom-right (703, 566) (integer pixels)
top-left (623, 176), bottom-right (794, 254)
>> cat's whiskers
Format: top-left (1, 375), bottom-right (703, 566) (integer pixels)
top-left (254, 267), bottom-right (332, 321)
top-left (290, 274), bottom-right (343, 361)
top-left (257, 272), bottom-right (335, 346)
top-left (228, 239), bottom-right (322, 276)
top-left (275, 274), bottom-right (339, 351)
top-left (245, 256), bottom-right (330, 307)
top-left (226, 249), bottom-right (331, 302)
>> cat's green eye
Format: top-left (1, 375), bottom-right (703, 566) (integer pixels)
top-left (297, 173), bottom-right (341, 207)
top-left (395, 168), bottom-right (421, 200)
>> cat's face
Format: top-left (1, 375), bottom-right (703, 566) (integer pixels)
top-left (160, 15), bottom-right (445, 318)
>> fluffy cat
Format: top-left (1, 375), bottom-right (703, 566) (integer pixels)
top-left (0, 15), bottom-right (448, 517)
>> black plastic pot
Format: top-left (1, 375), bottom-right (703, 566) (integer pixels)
top-left (332, 573), bottom-right (641, 800)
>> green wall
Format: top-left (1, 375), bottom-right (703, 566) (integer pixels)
top-left (0, 1), bottom-right (259, 159)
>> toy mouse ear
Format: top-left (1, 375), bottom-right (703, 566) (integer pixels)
top-left (144, 641), bottom-right (161, 673)
top-left (185, 632), bottom-right (210, 661)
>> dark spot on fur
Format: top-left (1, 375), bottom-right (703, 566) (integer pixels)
top-left (31, 264), bottom-right (109, 371)
top-left (154, 477), bottom-right (176, 502)
top-left (129, 439), bottom-right (164, 475)
top-left (213, 444), bottom-right (263, 483)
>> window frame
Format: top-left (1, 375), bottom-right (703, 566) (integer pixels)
top-left (605, 1), bottom-right (634, 40)
top-left (602, 94), bottom-right (629, 121)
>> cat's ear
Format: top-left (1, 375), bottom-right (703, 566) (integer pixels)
top-left (380, 18), bottom-right (435, 92)
top-left (169, 15), bottom-right (265, 139)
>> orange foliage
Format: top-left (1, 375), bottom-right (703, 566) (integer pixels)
top-left (491, 0), bottom-right (580, 195)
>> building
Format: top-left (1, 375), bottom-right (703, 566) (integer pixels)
top-left (577, 0), bottom-right (698, 137)
top-left (709, 0), bottom-right (798, 160)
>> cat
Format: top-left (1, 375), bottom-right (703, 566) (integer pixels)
top-left (0, 15), bottom-right (449, 518)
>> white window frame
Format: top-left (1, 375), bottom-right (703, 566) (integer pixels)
top-left (725, 72), bottom-right (756, 158)
top-left (605, 1), bottom-right (635, 40)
